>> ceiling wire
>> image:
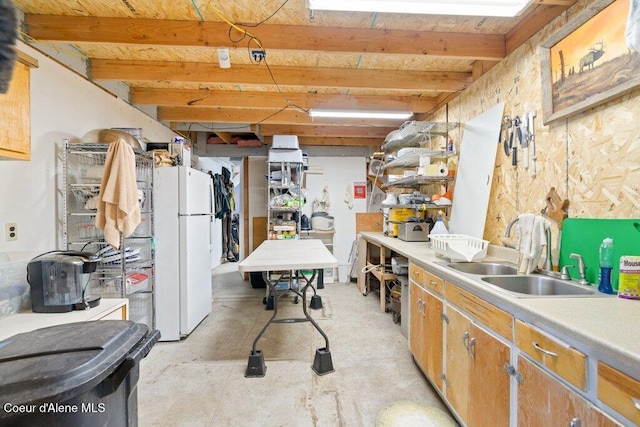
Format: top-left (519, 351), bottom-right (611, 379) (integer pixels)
top-left (191, 1), bottom-right (387, 130)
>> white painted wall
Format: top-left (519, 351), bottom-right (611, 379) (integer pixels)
top-left (303, 157), bottom-right (367, 267)
top-left (0, 40), bottom-right (179, 254)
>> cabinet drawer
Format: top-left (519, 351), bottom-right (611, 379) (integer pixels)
top-left (516, 320), bottom-right (587, 391)
top-left (445, 283), bottom-right (512, 340)
top-left (598, 362), bottom-right (640, 425)
top-left (409, 263), bottom-right (423, 285)
top-left (423, 270), bottom-right (444, 296)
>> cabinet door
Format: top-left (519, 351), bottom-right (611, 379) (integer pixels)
top-left (0, 61), bottom-right (30, 160)
top-left (468, 324), bottom-right (510, 427)
top-left (518, 356), bottom-right (621, 426)
top-left (409, 280), bottom-right (425, 367)
top-left (445, 305), bottom-right (471, 424)
top-left (423, 290), bottom-right (444, 392)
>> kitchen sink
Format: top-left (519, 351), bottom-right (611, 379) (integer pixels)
top-left (481, 275), bottom-right (596, 297)
top-left (446, 262), bottom-right (518, 275)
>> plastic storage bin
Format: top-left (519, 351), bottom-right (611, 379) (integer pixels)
top-left (0, 256), bottom-right (32, 318)
top-left (0, 320), bottom-right (159, 427)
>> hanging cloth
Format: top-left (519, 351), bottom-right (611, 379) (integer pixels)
top-left (95, 139), bottom-right (141, 249)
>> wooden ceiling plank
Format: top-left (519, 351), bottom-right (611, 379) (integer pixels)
top-left (264, 136), bottom-right (381, 147)
top-left (25, 14), bottom-right (505, 60)
top-left (533, 0), bottom-right (576, 5)
top-left (130, 87), bottom-right (437, 112)
top-left (158, 106), bottom-right (406, 127)
top-left (255, 124), bottom-right (395, 138)
top-left (92, 60), bottom-right (471, 92)
top-left (506, 4), bottom-right (576, 54)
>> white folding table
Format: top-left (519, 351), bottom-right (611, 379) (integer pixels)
top-left (238, 239), bottom-right (338, 377)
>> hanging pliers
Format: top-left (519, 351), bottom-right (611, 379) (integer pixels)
top-left (511, 116), bottom-right (522, 166)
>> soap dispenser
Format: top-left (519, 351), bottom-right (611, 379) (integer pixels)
top-left (598, 237), bottom-right (615, 294)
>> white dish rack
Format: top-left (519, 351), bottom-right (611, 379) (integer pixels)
top-left (430, 234), bottom-right (489, 262)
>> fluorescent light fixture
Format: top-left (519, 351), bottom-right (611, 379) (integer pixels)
top-left (309, 109), bottom-right (413, 120)
top-left (307, 0), bottom-right (533, 17)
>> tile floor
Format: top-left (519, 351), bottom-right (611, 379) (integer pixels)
top-left (138, 263), bottom-right (452, 426)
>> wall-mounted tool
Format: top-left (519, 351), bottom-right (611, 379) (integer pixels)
top-left (499, 115), bottom-right (511, 148)
top-left (527, 111), bottom-right (537, 177)
top-left (520, 115), bottom-right (529, 170)
top-left (511, 116), bottom-right (522, 167)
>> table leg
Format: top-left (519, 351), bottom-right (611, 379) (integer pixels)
top-left (302, 270), bottom-right (334, 375)
top-left (245, 271), bottom-right (284, 377)
top-left (246, 269), bottom-right (334, 377)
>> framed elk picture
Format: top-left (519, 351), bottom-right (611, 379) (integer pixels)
top-left (540, 0), bottom-right (640, 124)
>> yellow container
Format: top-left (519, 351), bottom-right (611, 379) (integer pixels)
top-left (388, 208), bottom-right (415, 237)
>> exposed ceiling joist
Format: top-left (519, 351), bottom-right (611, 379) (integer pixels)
top-left (91, 60), bottom-right (472, 93)
top-left (254, 124), bottom-right (395, 139)
top-left (159, 106), bottom-right (406, 127)
top-left (263, 136), bottom-right (381, 147)
top-left (130, 88), bottom-right (437, 112)
top-left (25, 15), bottom-right (506, 60)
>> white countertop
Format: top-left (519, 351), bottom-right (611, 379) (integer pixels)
top-left (238, 239), bottom-right (338, 273)
top-left (0, 298), bottom-right (128, 342)
top-left (359, 232), bottom-right (640, 376)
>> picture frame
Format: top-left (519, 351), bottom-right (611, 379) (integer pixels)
top-left (540, 0), bottom-right (640, 125)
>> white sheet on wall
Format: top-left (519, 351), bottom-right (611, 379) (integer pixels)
top-left (448, 102), bottom-right (505, 238)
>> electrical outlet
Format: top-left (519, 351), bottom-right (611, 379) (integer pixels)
top-left (5, 223), bottom-right (17, 241)
top-left (251, 50), bottom-right (266, 62)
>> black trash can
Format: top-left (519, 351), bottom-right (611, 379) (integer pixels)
top-left (0, 320), bottom-right (160, 427)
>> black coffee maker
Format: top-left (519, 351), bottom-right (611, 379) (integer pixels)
top-left (27, 251), bottom-right (101, 313)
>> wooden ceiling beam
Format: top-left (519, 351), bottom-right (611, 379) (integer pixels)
top-left (255, 124), bottom-right (394, 139)
top-left (158, 106), bottom-right (406, 127)
top-left (506, 3), bottom-right (577, 54)
top-left (92, 60), bottom-right (471, 93)
top-left (263, 136), bottom-right (381, 147)
top-left (25, 14), bottom-right (505, 60)
top-left (130, 88), bottom-right (437, 112)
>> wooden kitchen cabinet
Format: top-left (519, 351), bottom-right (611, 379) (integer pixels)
top-left (515, 319), bottom-right (587, 391)
top-left (445, 304), bottom-right (510, 426)
top-left (0, 51), bottom-right (38, 161)
top-left (518, 356), bottom-right (620, 426)
top-left (598, 362), bottom-right (640, 425)
top-left (409, 279), bottom-right (443, 392)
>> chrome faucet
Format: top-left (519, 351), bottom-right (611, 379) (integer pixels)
top-left (502, 216), bottom-right (520, 248)
top-left (569, 253), bottom-right (589, 285)
top-left (504, 216), bottom-right (519, 238)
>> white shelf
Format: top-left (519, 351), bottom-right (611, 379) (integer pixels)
top-left (382, 121), bottom-right (459, 150)
top-left (383, 149), bottom-right (455, 169)
top-left (383, 175), bottom-right (453, 188)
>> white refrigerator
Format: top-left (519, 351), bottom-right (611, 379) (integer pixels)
top-left (154, 166), bottom-right (214, 341)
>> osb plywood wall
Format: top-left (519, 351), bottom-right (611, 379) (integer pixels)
top-left (432, 0), bottom-right (640, 245)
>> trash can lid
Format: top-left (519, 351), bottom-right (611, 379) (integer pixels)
top-left (0, 320), bottom-right (148, 408)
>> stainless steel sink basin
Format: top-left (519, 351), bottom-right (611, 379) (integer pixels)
top-left (446, 262), bottom-right (518, 275)
top-left (481, 276), bottom-right (596, 296)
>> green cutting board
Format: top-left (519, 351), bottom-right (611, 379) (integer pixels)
top-left (559, 218), bottom-right (640, 290)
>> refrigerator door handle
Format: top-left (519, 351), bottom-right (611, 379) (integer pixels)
top-left (209, 179), bottom-right (215, 222)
